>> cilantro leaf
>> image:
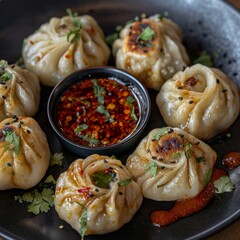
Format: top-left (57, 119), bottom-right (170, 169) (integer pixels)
top-left (92, 79), bottom-right (106, 105)
top-left (75, 202), bottom-right (87, 239)
top-left (66, 8), bottom-right (82, 44)
top-left (91, 171), bottom-right (113, 188)
top-left (146, 162), bottom-right (158, 176)
top-left (137, 26), bottom-right (154, 42)
top-left (14, 175), bottom-right (56, 215)
top-left (3, 130), bottom-right (21, 155)
top-left (193, 51), bottom-right (213, 67)
top-left (153, 127), bottom-right (172, 140)
top-left (105, 32), bottom-right (119, 46)
top-left (171, 152), bottom-right (181, 159)
top-left (137, 26), bottom-right (155, 47)
top-left (118, 178), bottom-right (132, 187)
top-left (184, 143), bottom-right (192, 159)
top-left (50, 152), bottom-right (64, 166)
top-left (214, 176), bottom-right (235, 194)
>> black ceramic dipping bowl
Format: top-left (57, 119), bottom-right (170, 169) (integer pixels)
top-left (47, 66), bottom-right (151, 157)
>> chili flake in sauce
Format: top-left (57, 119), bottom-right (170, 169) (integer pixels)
top-left (57, 78), bottom-right (139, 146)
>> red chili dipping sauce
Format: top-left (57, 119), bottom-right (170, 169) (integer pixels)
top-left (56, 78), bottom-right (140, 147)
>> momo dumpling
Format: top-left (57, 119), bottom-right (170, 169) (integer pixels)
top-left (54, 154), bottom-right (142, 236)
top-left (126, 127), bottom-right (216, 201)
top-left (156, 64), bottom-right (240, 140)
top-left (0, 116), bottom-right (50, 190)
top-left (113, 14), bottom-right (190, 90)
top-left (0, 60), bottom-right (40, 121)
top-left (22, 13), bottom-right (110, 87)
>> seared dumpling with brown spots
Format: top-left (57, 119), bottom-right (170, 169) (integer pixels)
top-left (0, 116), bottom-right (50, 190)
top-left (54, 154), bottom-right (142, 236)
top-left (156, 64), bottom-right (240, 140)
top-left (22, 12), bottom-right (110, 87)
top-left (126, 127), bottom-right (216, 201)
top-left (113, 14), bottom-right (190, 90)
top-left (0, 60), bottom-right (40, 121)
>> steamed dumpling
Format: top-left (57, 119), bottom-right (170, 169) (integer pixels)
top-left (126, 127), bottom-right (216, 201)
top-left (22, 14), bottom-right (110, 86)
top-left (0, 116), bottom-right (50, 190)
top-left (0, 60), bottom-right (40, 121)
top-left (156, 64), bottom-right (240, 140)
top-left (54, 154), bottom-right (142, 235)
top-left (113, 14), bottom-right (190, 90)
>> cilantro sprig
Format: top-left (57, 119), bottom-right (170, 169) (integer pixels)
top-left (193, 51), bottom-right (213, 67)
top-left (66, 8), bottom-right (82, 44)
top-left (14, 175), bottom-right (56, 215)
top-left (118, 178), bottom-right (132, 187)
top-left (91, 171), bottom-right (114, 189)
top-left (0, 60), bottom-right (12, 83)
top-left (2, 129), bottom-right (21, 155)
top-left (214, 175), bottom-right (235, 194)
top-left (50, 152), bottom-right (64, 166)
top-left (152, 127), bottom-right (172, 141)
top-left (146, 162), bottom-right (158, 176)
top-left (137, 26), bottom-right (155, 47)
top-left (75, 202), bottom-right (87, 240)
top-left (125, 96), bottom-right (138, 121)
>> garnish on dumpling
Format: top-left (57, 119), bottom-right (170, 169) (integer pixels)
top-left (54, 154), bottom-right (142, 237)
top-left (22, 9), bottom-right (110, 87)
top-left (113, 14), bottom-right (190, 90)
top-left (126, 127), bottom-right (216, 201)
top-left (0, 60), bottom-right (40, 121)
top-left (0, 116), bottom-right (50, 190)
top-left (156, 64), bottom-right (240, 140)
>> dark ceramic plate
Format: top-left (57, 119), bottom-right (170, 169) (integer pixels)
top-left (0, 0), bottom-right (240, 239)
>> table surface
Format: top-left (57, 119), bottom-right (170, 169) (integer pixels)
top-left (207, 1), bottom-right (240, 240)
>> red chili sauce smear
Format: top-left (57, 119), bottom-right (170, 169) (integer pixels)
top-left (56, 78), bottom-right (139, 147)
top-left (150, 168), bottom-right (227, 227)
top-left (222, 152), bottom-right (240, 169)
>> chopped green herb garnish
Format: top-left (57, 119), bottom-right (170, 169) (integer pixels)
top-left (91, 171), bottom-right (113, 188)
top-left (74, 124), bottom-right (89, 135)
top-left (0, 60), bottom-right (12, 83)
top-left (137, 26), bottom-right (155, 46)
top-left (3, 130), bottom-right (20, 155)
top-left (153, 127), bottom-right (171, 140)
top-left (214, 175), bottom-right (235, 194)
top-left (78, 203), bottom-right (87, 240)
top-left (92, 79), bottom-right (106, 105)
top-left (89, 133), bottom-right (100, 146)
top-left (66, 8), bottom-right (82, 44)
top-left (203, 168), bottom-right (213, 186)
top-left (125, 96), bottom-right (138, 121)
top-left (146, 161), bottom-right (158, 176)
top-left (105, 32), bottom-right (119, 46)
top-left (96, 105), bottom-right (114, 123)
top-left (196, 156), bottom-right (206, 163)
top-left (14, 175), bottom-right (56, 215)
top-left (171, 152), bottom-right (181, 159)
top-left (50, 152), bottom-right (64, 166)
top-left (184, 143), bottom-right (192, 159)
top-left (118, 178), bottom-right (132, 187)
top-left (193, 51), bottom-right (213, 67)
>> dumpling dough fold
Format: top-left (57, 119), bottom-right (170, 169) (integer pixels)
top-left (113, 15), bottom-right (190, 90)
top-left (126, 127), bottom-right (216, 201)
top-left (54, 154), bottom-right (142, 235)
top-left (23, 15), bottom-right (110, 86)
top-left (0, 60), bottom-right (40, 121)
top-left (156, 64), bottom-right (240, 140)
top-left (0, 116), bottom-right (50, 190)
